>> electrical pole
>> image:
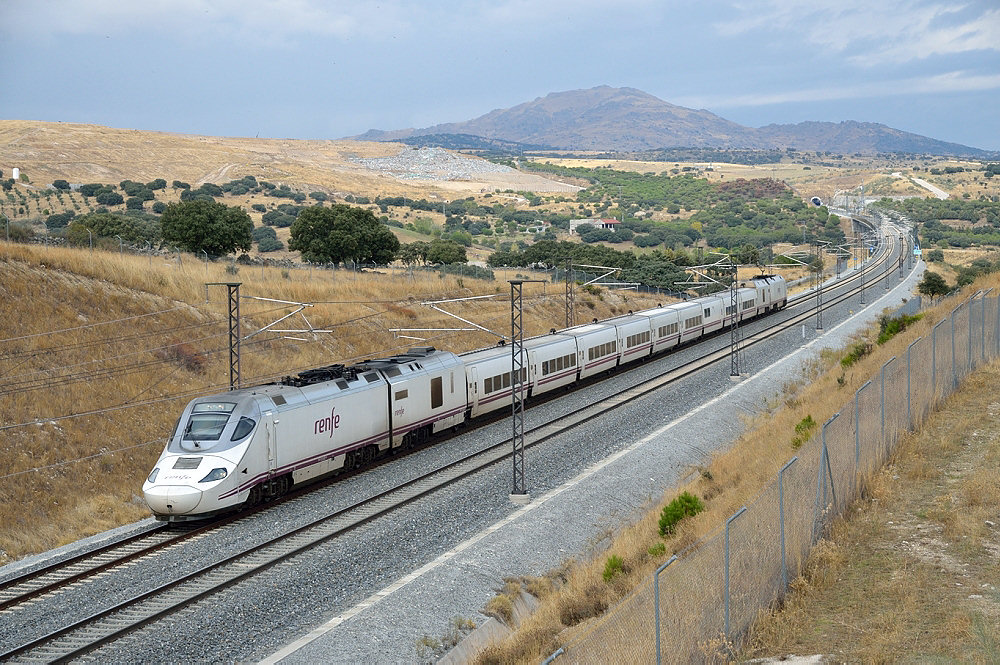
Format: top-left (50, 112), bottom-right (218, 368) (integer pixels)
top-left (208, 282), bottom-right (242, 390)
top-left (510, 279), bottom-right (543, 503)
top-left (564, 258), bottom-right (574, 328)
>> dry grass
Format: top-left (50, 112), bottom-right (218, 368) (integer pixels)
top-left (0, 120), bottom-right (570, 202)
top-left (0, 240), bottom-right (661, 564)
top-left (473, 273), bottom-right (1000, 664)
top-left (744, 361), bottom-right (1000, 662)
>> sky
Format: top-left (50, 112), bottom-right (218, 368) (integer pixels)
top-left (1, 0), bottom-right (998, 150)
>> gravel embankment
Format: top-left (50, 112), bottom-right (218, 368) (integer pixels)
top-left (352, 147), bottom-right (514, 181)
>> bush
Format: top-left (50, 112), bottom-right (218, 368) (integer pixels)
top-left (257, 237), bottom-right (284, 252)
top-left (52, 179), bottom-right (71, 190)
top-left (791, 415), bottom-right (817, 449)
top-left (251, 203), bottom-right (267, 213)
top-left (252, 225), bottom-right (278, 242)
top-left (841, 340), bottom-right (873, 368)
top-left (126, 197), bottom-right (144, 210)
top-left (658, 491), bottom-right (704, 536)
top-left (602, 554), bottom-right (626, 582)
top-left (151, 201), bottom-right (167, 214)
top-left (95, 191), bottom-right (124, 206)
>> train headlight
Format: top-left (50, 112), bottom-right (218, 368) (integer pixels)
top-left (147, 468), bottom-right (159, 483)
top-left (198, 467), bottom-right (228, 483)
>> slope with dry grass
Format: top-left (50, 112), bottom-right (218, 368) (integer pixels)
top-left (743, 363), bottom-right (1000, 662)
top-left (472, 276), bottom-right (1000, 664)
top-left (0, 241), bottom-right (660, 564)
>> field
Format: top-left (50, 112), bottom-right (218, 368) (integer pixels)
top-left (0, 240), bottom-right (660, 564)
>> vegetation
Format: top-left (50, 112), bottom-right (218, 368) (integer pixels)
top-left (918, 270), bottom-right (950, 301)
top-left (657, 491), bottom-right (704, 536)
top-left (288, 204), bottom-right (400, 265)
top-left (160, 199), bottom-right (253, 256)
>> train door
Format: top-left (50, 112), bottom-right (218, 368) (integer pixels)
top-left (469, 366), bottom-right (480, 412)
top-left (263, 412), bottom-right (277, 476)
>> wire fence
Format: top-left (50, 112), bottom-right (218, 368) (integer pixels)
top-left (547, 290), bottom-right (999, 664)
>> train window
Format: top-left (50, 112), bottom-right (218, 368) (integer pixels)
top-left (395, 389), bottom-right (408, 400)
top-left (569, 354), bottom-right (576, 367)
top-left (451, 372), bottom-right (454, 393)
top-left (556, 356), bottom-right (563, 371)
top-left (502, 372), bottom-right (511, 388)
top-left (484, 377), bottom-right (493, 393)
top-left (183, 412), bottom-right (230, 441)
top-left (364, 373), bottom-right (379, 383)
top-left (231, 417), bottom-right (256, 441)
top-left (385, 367), bottom-right (401, 378)
top-left (431, 377), bottom-right (443, 409)
top-left (542, 360), bottom-right (549, 375)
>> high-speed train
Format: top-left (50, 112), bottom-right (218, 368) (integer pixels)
top-left (143, 275), bottom-right (787, 520)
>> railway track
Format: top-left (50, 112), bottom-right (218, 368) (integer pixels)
top-left (0, 226), bottom-right (906, 662)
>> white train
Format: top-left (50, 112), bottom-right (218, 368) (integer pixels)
top-left (143, 275), bottom-right (786, 520)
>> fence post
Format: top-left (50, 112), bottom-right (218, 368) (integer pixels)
top-left (823, 414), bottom-right (839, 509)
top-left (951, 306), bottom-right (958, 389)
top-left (654, 555), bottom-right (678, 665)
top-left (724, 506), bottom-right (748, 641)
top-left (907, 338), bottom-right (919, 430)
top-left (981, 289), bottom-right (990, 362)
top-left (854, 380), bottom-right (869, 493)
top-left (996, 294), bottom-right (999, 358)
top-left (779, 457), bottom-right (797, 590)
top-left (969, 294), bottom-right (976, 372)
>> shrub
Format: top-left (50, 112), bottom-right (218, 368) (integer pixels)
top-left (876, 313), bottom-right (923, 345)
top-left (484, 594), bottom-right (514, 623)
top-left (658, 491), bottom-right (704, 536)
top-left (251, 203), bottom-right (267, 213)
top-left (257, 237), bottom-right (284, 252)
top-left (151, 201), bottom-right (166, 214)
top-left (791, 414), bottom-right (817, 449)
top-left (841, 340), bottom-right (872, 368)
top-left (602, 554), bottom-right (626, 582)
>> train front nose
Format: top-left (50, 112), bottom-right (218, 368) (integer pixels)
top-left (143, 484), bottom-right (202, 515)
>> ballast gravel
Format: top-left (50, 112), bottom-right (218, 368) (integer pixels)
top-left (1, 249), bottom-right (924, 664)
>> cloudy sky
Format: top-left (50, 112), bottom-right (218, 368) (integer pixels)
top-left (2, 0), bottom-right (998, 149)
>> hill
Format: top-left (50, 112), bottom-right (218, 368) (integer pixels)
top-left (0, 120), bottom-right (574, 198)
top-left (355, 85), bottom-right (990, 157)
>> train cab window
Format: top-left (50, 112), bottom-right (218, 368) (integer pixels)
top-left (231, 417), bottom-right (256, 441)
top-left (431, 377), bottom-right (443, 409)
top-left (184, 402), bottom-right (235, 442)
top-left (395, 389), bottom-right (408, 400)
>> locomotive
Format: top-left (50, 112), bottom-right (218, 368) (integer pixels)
top-left (143, 275), bottom-right (787, 520)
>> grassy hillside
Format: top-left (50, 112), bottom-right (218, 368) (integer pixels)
top-left (0, 241), bottom-right (660, 564)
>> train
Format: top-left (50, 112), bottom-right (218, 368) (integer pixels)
top-left (143, 275), bottom-right (787, 520)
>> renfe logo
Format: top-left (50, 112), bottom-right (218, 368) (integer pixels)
top-left (314, 407), bottom-right (341, 437)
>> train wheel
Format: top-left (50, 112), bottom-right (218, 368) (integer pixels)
top-left (362, 445), bottom-right (376, 465)
top-left (245, 484), bottom-right (262, 508)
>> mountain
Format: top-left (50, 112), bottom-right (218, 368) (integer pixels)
top-left (355, 86), bottom-right (988, 157)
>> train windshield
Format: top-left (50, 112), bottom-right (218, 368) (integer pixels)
top-left (183, 402), bottom-right (236, 441)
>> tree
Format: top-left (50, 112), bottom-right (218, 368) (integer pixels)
top-left (95, 191), bottom-right (124, 206)
top-left (161, 199), bottom-right (253, 256)
top-left (52, 179), bottom-right (71, 190)
top-left (126, 197), bottom-right (144, 210)
top-left (147, 178), bottom-right (167, 190)
top-left (288, 204), bottom-right (399, 265)
top-left (426, 238), bottom-right (467, 264)
top-left (926, 248), bottom-right (944, 262)
top-left (917, 270), bottom-right (950, 303)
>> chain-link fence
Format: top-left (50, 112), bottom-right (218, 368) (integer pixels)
top-left (548, 291), bottom-right (999, 664)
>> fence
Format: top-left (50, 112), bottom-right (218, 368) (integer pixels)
top-left (549, 290), bottom-right (999, 663)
